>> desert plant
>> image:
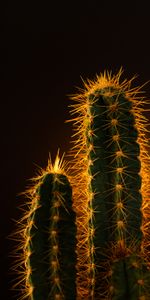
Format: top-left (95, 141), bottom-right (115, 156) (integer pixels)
top-left (13, 69), bottom-right (150, 299)
top-left (69, 69), bottom-right (150, 299)
top-left (13, 154), bottom-right (77, 300)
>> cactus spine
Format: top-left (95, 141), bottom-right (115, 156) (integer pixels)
top-left (14, 153), bottom-right (77, 300)
top-left (69, 69), bottom-right (150, 299)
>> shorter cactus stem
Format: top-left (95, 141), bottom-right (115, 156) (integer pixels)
top-left (17, 152), bottom-right (77, 300)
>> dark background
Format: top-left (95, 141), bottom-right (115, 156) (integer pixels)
top-left (1, 1), bottom-right (150, 299)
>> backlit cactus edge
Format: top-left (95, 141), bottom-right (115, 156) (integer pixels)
top-left (14, 69), bottom-right (150, 299)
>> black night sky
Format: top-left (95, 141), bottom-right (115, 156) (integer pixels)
top-left (1, 2), bottom-right (150, 299)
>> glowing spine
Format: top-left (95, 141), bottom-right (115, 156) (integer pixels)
top-left (69, 70), bottom-right (150, 299)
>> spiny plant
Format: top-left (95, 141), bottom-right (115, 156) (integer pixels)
top-left (68, 69), bottom-right (150, 299)
top-left (13, 69), bottom-right (150, 300)
top-left (12, 152), bottom-right (77, 300)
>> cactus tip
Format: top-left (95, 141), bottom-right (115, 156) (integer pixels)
top-left (47, 149), bottom-right (68, 175)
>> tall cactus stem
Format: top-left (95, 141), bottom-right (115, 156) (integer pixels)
top-left (68, 68), bottom-right (150, 299)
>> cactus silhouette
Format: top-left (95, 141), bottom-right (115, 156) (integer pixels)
top-left (13, 69), bottom-right (150, 299)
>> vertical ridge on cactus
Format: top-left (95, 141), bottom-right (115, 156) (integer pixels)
top-left (68, 68), bottom-right (150, 299)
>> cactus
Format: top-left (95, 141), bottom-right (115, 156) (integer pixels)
top-left (13, 69), bottom-right (150, 300)
top-left (69, 69), bottom-right (150, 299)
top-left (13, 152), bottom-right (77, 300)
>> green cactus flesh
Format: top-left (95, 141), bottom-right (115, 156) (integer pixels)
top-left (88, 88), bottom-right (142, 236)
top-left (85, 87), bottom-right (144, 296)
top-left (26, 173), bottom-right (77, 300)
top-left (109, 255), bottom-right (150, 300)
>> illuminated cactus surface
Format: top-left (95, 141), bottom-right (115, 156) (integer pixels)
top-left (14, 70), bottom-right (150, 300)
top-left (16, 154), bottom-right (77, 300)
top-left (85, 86), bottom-right (148, 299)
top-left (69, 70), bottom-right (150, 299)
